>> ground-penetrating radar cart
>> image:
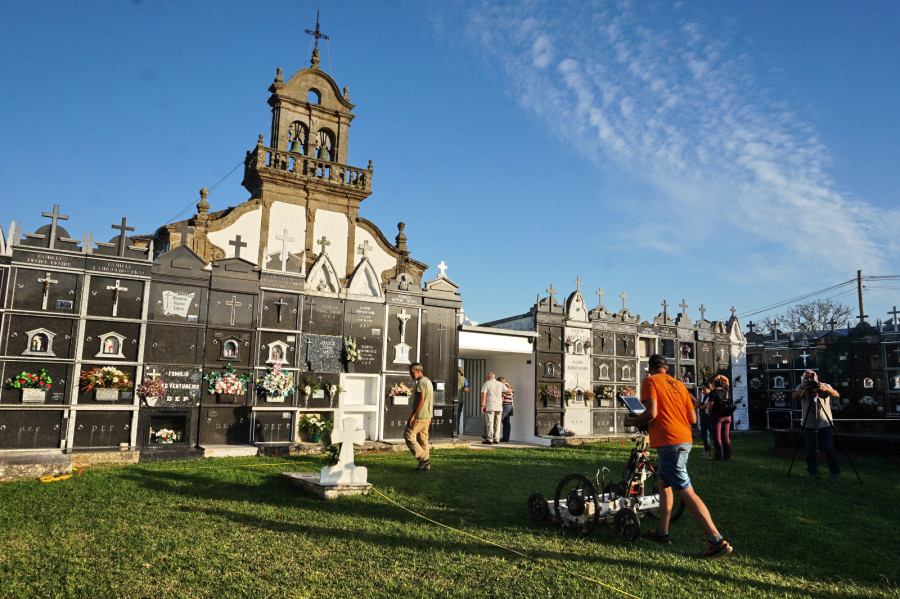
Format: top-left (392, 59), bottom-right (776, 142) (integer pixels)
top-left (526, 395), bottom-right (686, 540)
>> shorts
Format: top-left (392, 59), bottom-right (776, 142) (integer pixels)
top-left (656, 443), bottom-right (693, 492)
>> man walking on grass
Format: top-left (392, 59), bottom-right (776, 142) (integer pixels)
top-left (624, 354), bottom-right (733, 559)
top-left (405, 362), bottom-right (433, 471)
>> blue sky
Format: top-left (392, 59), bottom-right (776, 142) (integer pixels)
top-left (1, 0), bottom-right (898, 328)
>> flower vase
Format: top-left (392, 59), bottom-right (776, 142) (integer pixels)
top-left (21, 388), bottom-right (46, 404)
top-left (266, 394), bottom-right (284, 403)
top-left (311, 432), bottom-right (321, 443)
top-left (95, 388), bottom-right (119, 402)
top-left (345, 362), bottom-right (356, 373)
top-left (145, 396), bottom-right (159, 407)
top-left (392, 394), bottom-right (409, 406)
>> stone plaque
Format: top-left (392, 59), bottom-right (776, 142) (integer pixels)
top-left (145, 324), bottom-right (204, 365)
top-left (537, 324), bottom-right (564, 353)
top-left (1, 361), bottom-right (71, 405)
top-left (11, 268), bottom-right (80, 314)
top-left (86, 275), bottom-right (144, 320)
top-left (260, 291), bottom-right (299, 330)
top-left (3, 314), bottom-right (77, 359)
top-left (260, 272), bottom-right (305, 292)
top-left (344, 301), bottom-right (385, 374)
top-left (206, 329), bottom-right (252, 367)
top-left (593, 330), bottom-right (615, 356)
top-left (386, 306), bottom-right (419, 371)
top-left (594, 357), bottom-right (615, 384)
top-left (537, 352), bottom-right (563, 381)
top-left (591, 409), bottom-right (617, 435)
top-left (383, 374), bottom-right (414, 439)
top-left (0, 410), bottom-right (64, 449)
top-left (208, 290), bottom-right (255, 328)
top-left (615, 333), bottom-right (636, 357)
top-left (563, 404), bottom-right (591, 435)
top-left (72, 411), bottom-right (132, 448)
top-left (18, 251), bottom-right (82, 270)
top-left (82, 320), bottom-right (141, 362)
top-left (421, 307), bottom-right (456, 389)
top-left (386, 292), bottom-right (421, 306)
top-left (300, 334), bottom-right (342, 373)
top-left (86, 258), bottom-right (151, 278)
top-left (616, 359), bottom-right (638, 383)
top-left (563, 354), bottom-right (591, 391)
top-left (149, 283), bottom-right (205, 323)
top-left (142, 365), bottom-right (202, 407)
top-left (258, 332), bottom-right (295, 368)
top-left (302, 296), bottom-right (344, 337)
top-left (535, 411), bottom-right (562, 436)
top-left (296, 372), bottom-right (340, 409)
top-left (198, 406), bottom-right (251, 445)
top-left (252, 411), bottom-right (295, 443)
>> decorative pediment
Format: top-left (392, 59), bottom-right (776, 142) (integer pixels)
top-left (347, 258), bottom-right (383, 299)
top-left (265, 340), bottom-right (289, 364)
top-left (306, 252), bottom-right (341, 294)
top-left (155, 244), bottom-right (208, 275)
top-left (386, 272), bottom-right (419, 293)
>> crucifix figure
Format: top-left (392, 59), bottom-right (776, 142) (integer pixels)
top-left (437, 260), bottom-right (448, 278)
top-left (111, 216), bottom-right (135, 257)
top-left (273, 298), bottom-right (288, 323)
top-left (620, 291), bottom-right (628, 310)
top-left (800, 351), bottom-right (810, 367)
top-left (106, 279), bottom-right (129, 317)
top-left (38, 272), bottom-right (58, 310)
top-left (226, 295), bottom-right (242, 326)
top-left (596, 287), bottom-right (605, 308)
top-left (397, 309), bottom-right (411, 343)
top-left (276, 229), bottom-right (295, 268)
top-left (573, 276), bottom-right (583, 293)
top-left (229, 234), bottom-right (248, 259)
top-left (317, 235), bottom-right (331, 255)
top-left (41, 204), bottom-right (68, 250)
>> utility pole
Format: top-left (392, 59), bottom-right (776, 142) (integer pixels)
top-left (857, 269), bottom-right (868, 325)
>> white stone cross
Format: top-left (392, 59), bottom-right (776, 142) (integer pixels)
top-left (38, 272), bottom-right (58, 310)
top-left (357, 239), bottom-right (373, 260)
top-left (106, 279), bottom-right (128, 317)
top-left (145, 367), bottom-right (161, 380)
top-left (317, 235), bottom-right (331, 255)
top-left (596, 287), bottom-right (605, 308)
top-left (226, 295), bottom-right (242, 326)
top-left (276, 229), bottom-right (295, 268)
top-left (679, 299), bottom-right (689, 315)
top-left (573, 276), bottom-right (583, 293)
top-left (620, 291), bottom-right (628, 310)
top-left (437, 260), bottom-right (448, 277)
top-left (319, 417), bottom-right (368, 485)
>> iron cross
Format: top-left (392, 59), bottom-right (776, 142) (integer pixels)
top-left (106, 279), bottom-right (129, 317)
top-left (273, 298), bottom-right (288, 323)
top-left (305, 8), bottom-right (329, 49)
top-left (41, 204), bottom-right (68, 250)
top-left (38, 272), bottom-right (58, 310)
top-left (111, 217), bottom-right (135, 257)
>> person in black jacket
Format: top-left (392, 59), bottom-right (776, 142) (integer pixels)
top-left (707, 375), bottom-right (733, 461)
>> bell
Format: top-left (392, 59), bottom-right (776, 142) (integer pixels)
top-left (288, 139), bottom-right (303, 154)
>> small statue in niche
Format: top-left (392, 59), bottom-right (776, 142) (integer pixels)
top-left (31, 334), bottom-right (48, 352)
top-left (103, 337), bottom-right (118, 354)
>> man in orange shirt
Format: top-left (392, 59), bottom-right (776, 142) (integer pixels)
top-left (624, 354), bottom-right (733, 559)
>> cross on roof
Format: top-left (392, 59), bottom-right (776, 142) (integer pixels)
top-left (573, 276), bottom-right (583, 293)
top-left (699, 304), bottom-right (707, 320)
top-left (276, 229), bottom-right (296, 265)
top-left (747, 320), bottom-right (755, 332)
top-left (357, 239), bottom-right (373, 259)
top-left (437, 260), bottom-right (448, 278)
top-left (679, 299), bottom-right (689, 314)
top-left (304, 8), bottom-right (329, 49)
top-left (857, 313), bottom-right (869, 324)
top-left (111, 216), bottom-right (135, 257)
top-left (620, 291), bottom-right (628, 310)
top-left (730, 306), bottom-right (737, 318)
top-left (546, 284), bottom-right (558, 302)
top-left (888, 306), bottom-right (900, 326)
top-left (596, 287), bottom-right (605, 308)
top-left (317, 235), bottom-right (331, 254)
top-left (229, 234), bottom-right (248, 259)
top-left (41, 204), bottom-right (68, 250)
top-left (661, 299), bottom-right (669, 318)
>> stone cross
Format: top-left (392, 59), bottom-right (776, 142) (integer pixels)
top-left (437, 260), bottom-right (448, 278)
top-left (38, 272), bottom-right (58, 310)
top-left (276, 229), bottom-right (295, 267)
top-left (357, 239), bottom-right (373, 260)
top-left (145, 367), bottom-right (161, 380)
top-left (317, 235), bottom-right (331, 255)
top-left (81, 230), bottom-right (94, 255)
top-left (111, 217), bottom-right (135, 257)
top-left (679, 299), bottom-right (689, 315)
top-left (273, 298), bottom-right (288, 323)
top-left (229, 234), bottom-right (248, 259)
top-left (661, 299), bottom-right (669, 321)
top-left (596, 287), bottom-right (605, 308)
top-left (888, 306), bottom-right (900, 328)
top-left (747, 320), bottom-right (755, 333)
top-left (620, 291), bottom-right (628, 310)
top-left (857, 313), bottom-right (869, 325)
top-left (573, 276), bottom-right (583, 293)
top-left (226, 295), bottom-right (242, 326)
top-left (699, 304), bottom-right (706, 320)
top-left (319, 417), bottom-right (368, 486)
top-left (800, 351), bottom-right (810, 367)
top-left (106, 279), bottom-right (128, 317)
top-left (41, 205), bottom-right (68, 249)
top-left (546, 284), bottom-right (558, 303)
top-left (828, 317), bottom-right (836, 331)
top-left (397, 309), bottom-right (411, 343)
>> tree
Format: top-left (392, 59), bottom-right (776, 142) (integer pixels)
top-left (758, 299), bottom-right (853, 334)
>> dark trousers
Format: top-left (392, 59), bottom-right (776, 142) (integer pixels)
top-left (804, 426), bottom-right (841, 476)
top-left (457, 400), bottom-right (465, 435)
top-left (500, 403), bottom-right (513, 441)
top-left (709, 415), bottom-right (732, 460)
top-left (698, 411), bottom-right (711, 452)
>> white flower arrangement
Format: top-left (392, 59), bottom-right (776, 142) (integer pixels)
top-left (256, 362), bottom-right (295, 398)
top-left (153, 428), bottom-right (178, 443)
top-left (859, 396), bottom-right (879, 407)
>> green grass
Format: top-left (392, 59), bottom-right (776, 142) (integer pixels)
top-left (0, 433), bottom-right (896, 598)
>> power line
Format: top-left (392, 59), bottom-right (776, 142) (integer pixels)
top-left (163, 158), bottom-right (245, 226)
top-left (737, 278), bottom-right (856, 319)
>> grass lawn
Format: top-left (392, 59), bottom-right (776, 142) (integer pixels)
top-left (0, 432), bottom-right (896, 598)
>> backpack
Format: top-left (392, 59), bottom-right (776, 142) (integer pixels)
top-left (712, 388), bottom-right (736, 417)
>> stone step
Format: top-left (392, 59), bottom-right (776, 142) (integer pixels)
top-left (0, 450), bottom-right (72, 482)
top-left (200, 445), bottom-right (260, 458)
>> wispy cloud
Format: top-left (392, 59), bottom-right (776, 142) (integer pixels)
top-left (458, 0), bottom-right (898, 277)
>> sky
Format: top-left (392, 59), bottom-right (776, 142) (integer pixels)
top-left (1, 0), bottom-right (899, 329)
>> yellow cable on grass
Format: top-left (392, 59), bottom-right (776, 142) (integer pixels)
top-left (39, 474), bottom-right (72, 482)
top-left (370, 485), bottom-right (642, 599)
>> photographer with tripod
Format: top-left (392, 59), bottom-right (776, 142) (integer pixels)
top-left (792, 370), bottom-right (841, 480)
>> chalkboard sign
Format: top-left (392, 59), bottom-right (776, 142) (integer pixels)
top-left (301, 334), bottom-right (343, 373)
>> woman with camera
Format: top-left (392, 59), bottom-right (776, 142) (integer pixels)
top-left (792, 370), bottom-right (841, 480)
top-left (707, 375), bottom-right (734, 461)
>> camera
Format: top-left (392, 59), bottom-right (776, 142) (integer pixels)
top-left (806, 378), bottom-right (819, 390)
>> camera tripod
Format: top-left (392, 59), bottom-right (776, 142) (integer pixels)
top-left (787, 388), bottom-right (862, 483)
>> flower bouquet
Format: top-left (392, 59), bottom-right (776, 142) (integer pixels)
top-left (595, 385), bottom-right (615, 407)
top-left (343, 336), bottom-right (361, 363)
top-left (204, 363), bottom-right (251, 400)
top-left (256, 362), bottom-right (295, 402)
top-left (859, 396), bottom-right (879, 409)
top-left (81, 366), bottom-right (132, 401)
top-left (300, 377), bottom-right (321, 407)
top-left (539, 383), bottom-right (561, 406)
top-left (152, 428), bottom-right (178, 444)
top-left (326, 383), bottom-right (345, 407)
top-left (390, 381), bottom-right (412, 405)
top-left (138, 377), bottom-right (167, 406)
top-left (619, 386), bottom-right (636, 397)
top-left (9, 369), bottom-right (52, 403)
top-left (298, 414), bottom-right (333, 443)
